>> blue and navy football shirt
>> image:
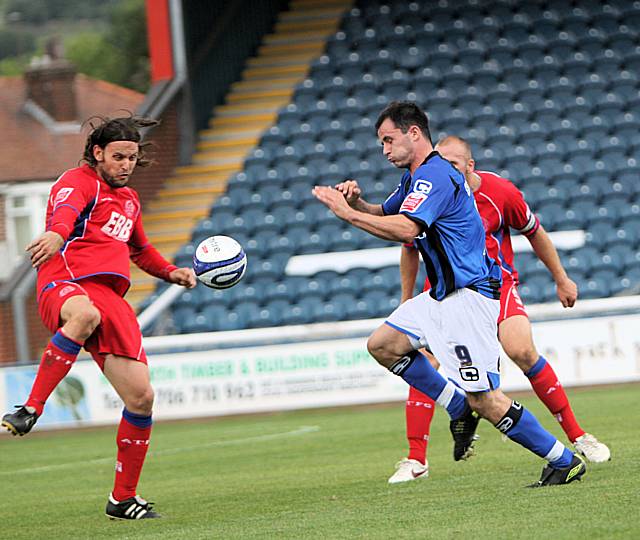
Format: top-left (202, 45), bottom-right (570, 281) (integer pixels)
top-left (382, 151), bottom-right (501, 301)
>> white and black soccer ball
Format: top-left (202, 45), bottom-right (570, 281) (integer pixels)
top-left (193, 235), bottom-right (247, 289)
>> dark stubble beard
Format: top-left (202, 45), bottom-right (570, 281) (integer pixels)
top-left (103, 175), bottom-right (129, 188)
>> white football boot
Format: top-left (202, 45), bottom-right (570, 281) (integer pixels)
top-left (573, 433), bottom-right (611, 463)
top-left (388, 458), bottom-right (429, 484)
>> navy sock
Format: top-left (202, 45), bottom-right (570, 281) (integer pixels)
top-left (524, 356), bottom-right (547, 378)
top-left (390, 351), bottom-right (468, 420)
top-left (122, 408), bottom-right (152, 428)
top-left (497, 401), bottom-right (573, 468)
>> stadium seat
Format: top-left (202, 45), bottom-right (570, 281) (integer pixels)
top-left (610, 276), bottom-right (634, 296)
top-left (474, 62), bottom-right (502, 91)
top-left (474, 16), bottom-right (501, 46)
top-left (503, 59), bottom-right (534, 94)
top-left (580, 276), bottom-right (612, 300)
top-left (608, 24), bottom-right (637, 55)
top-left (457, 40), bottom-right (486, 68)
top-left (486, 37), bottom-right (515, 66)
top-left (562, 8), bottom-right (590, 36)
top-left (540, 28), bottom-right (572, 58)
top-left (502, 13), bottom-right (532, 44)
top-left (518, 279), bottom-right (544, 304)
top-left (595, 93), bottom-right (625, 119)
top-left (454, 81), bottom-right (483, 107)
top-left (219, 310), bottom-right (251, 332)
top-left (413, 21), bottom-right (441, 49)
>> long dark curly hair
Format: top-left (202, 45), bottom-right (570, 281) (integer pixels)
top-left (81, 113), bottom-right (160, 168)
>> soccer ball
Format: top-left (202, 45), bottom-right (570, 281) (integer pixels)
top-left (193, 235), bottom-right (247, 289)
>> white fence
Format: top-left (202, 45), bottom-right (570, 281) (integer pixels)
top-left (2, 296), bottom-right (639, 432)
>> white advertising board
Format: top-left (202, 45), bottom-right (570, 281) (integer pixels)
top-left (2, 313), bottom-right (639, 431)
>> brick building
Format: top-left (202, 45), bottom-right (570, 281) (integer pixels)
top-left (0, 58), bottom-right (178, 364)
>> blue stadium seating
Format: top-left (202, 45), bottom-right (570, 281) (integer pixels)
top-left (143, 0), bottom-right (640, 336)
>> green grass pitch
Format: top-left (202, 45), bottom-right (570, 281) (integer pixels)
top-left (1, 383), bottom-right (637, 539)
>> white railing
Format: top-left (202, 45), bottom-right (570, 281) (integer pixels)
top-left (140, 291), bottom-right (640, 354)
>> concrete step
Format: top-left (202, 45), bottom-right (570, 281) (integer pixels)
top-left (290, 0), bottom-right (352, 9)
top-left (275, 17), bottom-right (340, 34)
top-left (143, 217), bottom-right (201, 234)
top-left (136, 237), bottom-right (184, 253)
top-left (257, 41), bottom-right (325, 57)
top-left (198, 126), bottom-right (265, 141)
top-left (226, 87), bottom-right (293, 103)
top-left (159, 185), bottom-right (227, 198)
top-left (279, 6), bottom-right (346, 23)
top-left (145, 231), bottom-right (191, 244)
top-left (242, 64), bottom-right (308, 80)
top-left (143, 208), bottom-right (209, 224)
top-left (146, 197), bottom-right (216, 212)
top-left (209, 112), bottom-right (277, 129)
top-left (263, 29), bottom-right (334, 46)
top-left (163, 175), bottom-right (232, 189)
top-left (214, 99), bottom-right (288, 117)
top-left (245, 52), bottom-right (319, 69)
top-left (231, 76), bottom-right (305, 94)
top-left (191, 154), bottom-right (245, 167)
top-left (175, 162), bottom-right (239, 177)
top-left (196, 136), bottom-right (258, 151)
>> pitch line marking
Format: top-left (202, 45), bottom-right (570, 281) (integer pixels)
top-left (0, 425), bottom-right (320, 475)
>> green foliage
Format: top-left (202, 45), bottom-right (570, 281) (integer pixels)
top-left (64, 0), bottom-right (149, 92)
top-left (0, 384), bottom-right (638, 539)
top-left (0, 27), bottom-right (36, 60)
top-left (1, 0), bottom-right (148, 91)
top-left (0, 55), bottom-right (28, 75)
top-left (3, 0), bottom-right (115, 23)
top-left (65, 32), bottom-right (122, 84)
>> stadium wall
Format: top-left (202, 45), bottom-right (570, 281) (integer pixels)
top-left (129, 99), bottom-right (181, 207)
top-left (2, 310), bottom-right (639, 431)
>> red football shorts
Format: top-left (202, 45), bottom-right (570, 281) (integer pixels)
top-left (422, 277), bottom-right (528, 325)
top-left (38, 277), bottom-right (147, 371)
top-left (497, 281), bottom-right (528, 324)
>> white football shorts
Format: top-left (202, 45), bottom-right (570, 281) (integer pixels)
top-left (385, 288), bottom-right (501, 392)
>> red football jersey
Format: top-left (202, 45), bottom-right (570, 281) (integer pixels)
top-left (38, 164), bottom-right (176, 298)
top-left (473, 170), bottom-right (540, 285)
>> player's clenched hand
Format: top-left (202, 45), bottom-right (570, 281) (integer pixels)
top-left (169, 267), bottom-right (197, 288)
top-left (556, 276), bottom-right (578, 308)
top-left (335, 179), bottom-right (362, 207)
top-left (312, 185), bottom-right (353, 220)
top-left (26, 231), bottom-right (64, 268)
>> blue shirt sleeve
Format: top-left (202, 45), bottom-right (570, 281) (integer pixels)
top-left (381, 172), bottom-right (409, 215)
top-left (399, 165), bottom-right (455, 227)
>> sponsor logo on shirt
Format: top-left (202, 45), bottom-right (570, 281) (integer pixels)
top-left (124, 200), bottom-right (136, 218)
top-left (101, 211), bottom-right (134, 242)
top-left (58, 285), bottom-right (77, 298)
top-left (413, 179), bottom-right (433, 194)
top-left (400, 193), bottom-right (428, 212)
top-left (52, 187), bottom-right (74, 207)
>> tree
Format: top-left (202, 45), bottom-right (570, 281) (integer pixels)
top-left (64, 0), bottom-right (149, 92)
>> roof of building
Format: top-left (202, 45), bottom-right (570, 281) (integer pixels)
top-left (0, 74), bottom-right (144, 183)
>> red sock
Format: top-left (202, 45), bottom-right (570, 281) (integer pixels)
top-left (406, 385), bottom-right (436, 464)
top-left (26, 329), bottom-right (82, 416)
top-left (113, 409), bottom-right (152, 501)
top-left (527, 356), bottom-right (585, 443)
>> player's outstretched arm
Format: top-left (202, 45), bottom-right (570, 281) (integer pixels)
top-left (312, 185), bottom-right (419, 243)
top-left (400, 244), bottom-right (419, 303)
top-left (334, 179), bottom-right (384, 215)
top-left (26, 231), bottom-right (64, 268)
top-left (527, 225), bottom-right (577, 307)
